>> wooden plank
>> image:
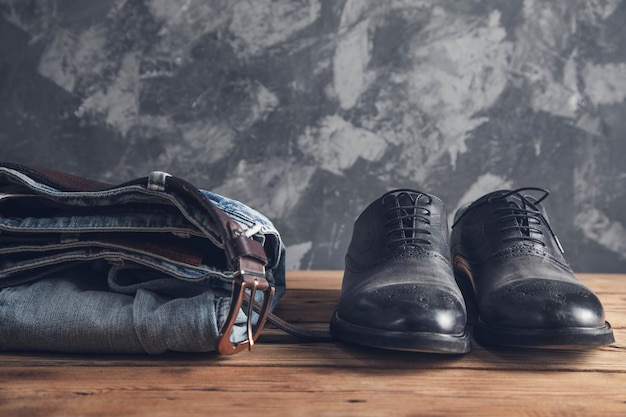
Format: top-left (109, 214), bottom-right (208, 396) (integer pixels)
top-left (284, 271), bottom-right (626, 293)
top-left (0, 366), bottom-right (624, 417)
top-left (285, 270), bottom-right (343, 290)
top-left (0, 328), bottom-right (623, 371)
top-left (577, 274), bottom-right (626, 293)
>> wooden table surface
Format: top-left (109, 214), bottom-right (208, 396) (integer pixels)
top-left (0, 271), bottom-right (624, 416)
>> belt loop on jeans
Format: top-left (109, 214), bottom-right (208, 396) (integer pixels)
top-left (147, 171), bottom-right (172, 192)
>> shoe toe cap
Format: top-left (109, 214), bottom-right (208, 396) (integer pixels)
top-left (338, 284), bottom-right (467, 335)
top-left (481, 279), bottom-right (606, 329)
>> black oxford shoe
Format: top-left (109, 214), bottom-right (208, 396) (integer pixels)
top-left (330, 189), bottom-right (470, 354)
top-left (450, 188), bottom-right (614, 348)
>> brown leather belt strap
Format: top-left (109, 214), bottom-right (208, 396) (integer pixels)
top-left (0, 162), bottom-right (115, 191)
top-left (160, 175), bottom-right (276, 353)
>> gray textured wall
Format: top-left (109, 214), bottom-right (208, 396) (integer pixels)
top-left (1, 0), bottom-right (625, 272)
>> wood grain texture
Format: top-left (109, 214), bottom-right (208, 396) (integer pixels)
top-left (0, 271), bottom-right (624, 417)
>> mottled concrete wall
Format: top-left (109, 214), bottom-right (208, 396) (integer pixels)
top-left (1, 0), bottom-right (625, 272)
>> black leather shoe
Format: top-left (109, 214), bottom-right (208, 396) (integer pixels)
top-left (450, 187), bottom-right (614, 348)
top-left (330, 189), bottom-right (470, 354)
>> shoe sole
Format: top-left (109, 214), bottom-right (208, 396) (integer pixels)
top-left (473, 320), bottom-right (615, 348)
top-left (330, 311), bottom-right (471, 354)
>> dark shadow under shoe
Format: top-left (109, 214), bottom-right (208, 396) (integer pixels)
top-left (450, 188), bottom-right (614, 348)
top-left (330, 189), bottom-right (470, 354)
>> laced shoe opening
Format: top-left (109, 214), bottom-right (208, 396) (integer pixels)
top-left (452, 187), bottom-right (564, 254)
top-left (496, 200), bottom-right (546, 246)
top-left (381, 190), bottom-right (433, 249)
top-left (491, 188), bottom-right (564, 253)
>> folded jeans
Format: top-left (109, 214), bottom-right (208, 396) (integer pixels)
top-left (0, 164), bottom-right (286, 354)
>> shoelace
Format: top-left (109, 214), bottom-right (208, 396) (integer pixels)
top-left (454, 187), bottom-right (564, 253)
top-left (382, 189), bottom-right (432, 249)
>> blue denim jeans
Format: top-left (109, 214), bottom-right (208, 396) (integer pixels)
top-left (0, 167), bottom-right (286, 354)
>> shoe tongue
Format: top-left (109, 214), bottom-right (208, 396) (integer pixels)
top-left (383, 190), bottom-right (430, 249)
top-left (490, 192), bottom-right (535, 238)
top-left (487, 189), bottom-right (547, 207)
top-left (508, 201), bottom-right (531, 236)
top-left (396, 192), bottom-right (419, 207)
top-left (479, 190), bottom-right (522, 206)
top-left (501, 193), bottom-right (526, 208)
top-left (392, 193), bottom-right (419, 239)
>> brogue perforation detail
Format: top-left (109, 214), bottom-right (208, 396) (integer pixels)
top-left (345, 250), bottom-right (449, 273)
top-left (487, 244), bottom-right (571, 271)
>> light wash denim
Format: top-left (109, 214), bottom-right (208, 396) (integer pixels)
top-left (0, 167), bottom-right (286, 354)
